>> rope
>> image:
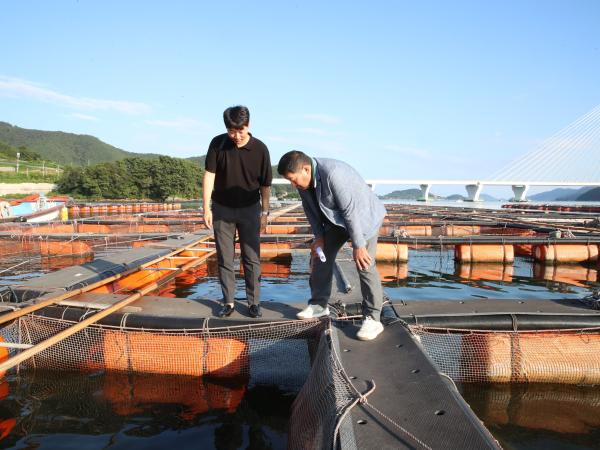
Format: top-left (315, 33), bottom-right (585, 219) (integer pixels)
top-left (328, 324), bottom-right (433, 450)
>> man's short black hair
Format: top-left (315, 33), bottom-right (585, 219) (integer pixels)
top-left (277, 150), bottom-right (311, 175)
top-left (223, 105), bottom-right (250, 129)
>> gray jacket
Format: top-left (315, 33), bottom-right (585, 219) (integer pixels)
top-left (298, 157), bottom-right (386, 248)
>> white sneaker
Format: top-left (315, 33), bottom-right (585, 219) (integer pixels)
top-left (296, 304), bottom-right (330, 320)
top-left (356, 317), bottom-right (384, 341)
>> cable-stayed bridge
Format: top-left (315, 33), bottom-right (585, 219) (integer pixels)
top-left (374, 103), bottom-right (600, 201)
top-left (274, 104), bottom-right (600, 201)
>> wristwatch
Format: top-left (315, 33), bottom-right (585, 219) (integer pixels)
top-left (261, 211), bottom-right (269, 216)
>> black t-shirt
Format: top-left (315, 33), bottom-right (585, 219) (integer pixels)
top-left (205, 133), bottom-right (272, 208)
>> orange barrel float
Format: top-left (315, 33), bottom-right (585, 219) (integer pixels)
top-left (379, 225), bottom-right (395, 236)
top-left (100, 205), bottom-right (108, 214)
top-left (434, 225), bottom-right (481, 236)
top-left (133, 203), bottom-right (141, 213)
top-left (140, 204), bottom-right (148, 212)
top-left (397, 225), bottom-right (432, 236)
top-left (97, 331), bottom-right (249, 377)
top-left (125, 204), bottom-right (133, 213)
top-left (264, 224), bottom-right (307, 234)
top-left (40, 240), bottom-right (93, 257)
top-left (90, 205), bottom-right (100, 215)
top-left (375, 242), bottom-right (408, 262)
top-left (173, 203), bottom-right (182, 210)
top-left (259, 242), bottom-right (293, 259)
top-left (534, 244), bottom-right (599, 264)
top-left (67, 205), bottom-right (80, 218)
top-left (77, 223), bottom-right (111, 233)
top-left (456, 263), bottom-right (513, 282)
top-left (455, 244), bottom-right (514, 263)
top-left (480, 227), bottom-right (536, 236)
top-left (79, 206), bottom-right (91, 216)
top-left (460, 331), bottom-right (600, 384)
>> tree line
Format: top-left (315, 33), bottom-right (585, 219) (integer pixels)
top-left (56, 156), bottom-right (202, 201)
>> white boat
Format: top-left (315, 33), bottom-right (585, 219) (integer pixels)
top-left (0, 194), bottom-right (68, 223)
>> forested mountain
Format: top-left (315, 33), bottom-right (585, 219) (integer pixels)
top-left (0, 121), bottom-right (164, 166)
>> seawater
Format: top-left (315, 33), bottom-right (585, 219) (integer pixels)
top-left (2, 249), bottom-right (600, 449)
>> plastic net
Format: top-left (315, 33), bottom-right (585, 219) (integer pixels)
top-left (410, 325), bottom-right (600, 384)
top-left (0, 314), bottom-right (323, 387)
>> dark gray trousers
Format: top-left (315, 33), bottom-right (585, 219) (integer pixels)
top-left (309, 226), bottom-right (383, 321)
top-left (212, 201), bottom-right (261, 305)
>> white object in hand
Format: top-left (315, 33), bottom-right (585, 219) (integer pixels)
top-left (316, 246), bottom-right (326, 262)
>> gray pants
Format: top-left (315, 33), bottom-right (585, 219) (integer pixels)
top-left (309, 226), bottom-right (383, 321)
top-left (212, 201), bottom-right (261, 305)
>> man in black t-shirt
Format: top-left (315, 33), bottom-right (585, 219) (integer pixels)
top-left (203, 106), bottom-right (272, 318)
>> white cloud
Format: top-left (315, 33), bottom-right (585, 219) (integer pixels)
top-left (301, 113), bottom-right (342, 125)
top-left (146, 117), bottom-right (209, 131)
top-left (69, 113), bottom-right (99, 121)
top-left (0, 76), bottom-right (151, 115)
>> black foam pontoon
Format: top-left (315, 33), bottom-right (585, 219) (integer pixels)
top-left (331, 321), bottom-right (500, 449)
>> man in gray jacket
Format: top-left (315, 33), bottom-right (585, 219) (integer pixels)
top-left (277, 150), bottom-right (387, 340)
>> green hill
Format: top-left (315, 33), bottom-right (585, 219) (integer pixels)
top-left (577, 187), bottom-right (600, 201)
top-left (379, 188), bottom-right (442, 200)
top-left (0, 121), bottom-right (164, 166)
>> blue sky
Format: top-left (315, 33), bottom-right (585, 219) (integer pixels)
top-left (1, 1), bottom-right (599, 196)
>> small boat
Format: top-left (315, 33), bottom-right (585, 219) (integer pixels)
top-left (0, 194), bottom-right (69, 223)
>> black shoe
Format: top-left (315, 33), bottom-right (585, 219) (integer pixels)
top-left (248, 304), bottom-right (262, 318)
top-left (218, 303), bottom-right (234, 318)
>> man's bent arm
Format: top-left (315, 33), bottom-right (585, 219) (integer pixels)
top-left (203, 171), bottom-right (216, 228)
top-left (329, 169), bottom-right (366, 248)
top-left (260, 186), bottom-right (271, 214)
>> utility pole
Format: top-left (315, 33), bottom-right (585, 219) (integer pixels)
top-left (16, 152), bottom-right (20, 174)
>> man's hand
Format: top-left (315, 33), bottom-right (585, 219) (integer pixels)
top-left (260, 214), bottom-right (268, 233)
top-left (353, 247), bottom-right (372, 271)
top-left (204, 209), bottom-right (213, 230)
top-left (311, 236), bottom-right (325, 260)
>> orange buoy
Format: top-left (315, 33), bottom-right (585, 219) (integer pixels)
top-left (77, 223), bottom-right (111, 233)
top-left (397, 225), bottom-right (432, 236)
top-left (514, 244), bottom-right (533, 257)
top-left (133, 204), bottom-right (141, 213)
top-left (534, 244), bottom-right (599, 264)
top-left (40, 240), bottom-right (93, 257)
top-left (259, 242), bottom-right (293, 259)
top-left (101, 331), bottom-right (249, 377)
top-left (80, 206), bottom-right (91, 216)
top-left (375, 242), bottom-right (408, 262)
top-left (460, 331), bottom-right (600, 384)
top-left (435, 225), bottom-right (481, 237)
top-left (264, 225), bottom-right (308, 234)
top-left (455, 244), bottom-right (514, 263)
top-left (67, 205), bottom-right (80, 219)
